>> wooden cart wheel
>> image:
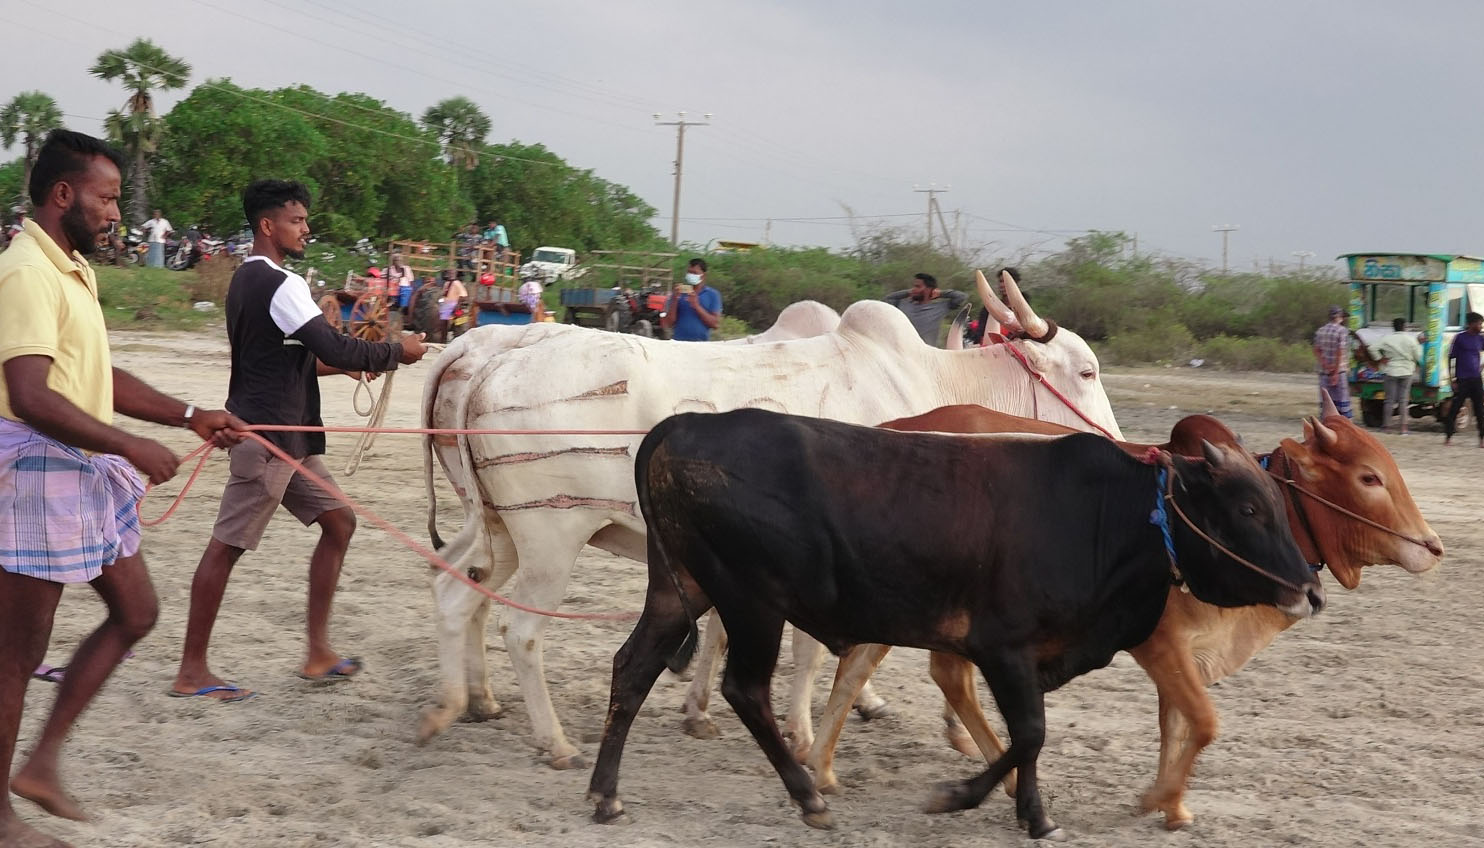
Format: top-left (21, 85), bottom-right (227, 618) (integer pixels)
top-left (318, 294), bottom-right (343, 333)
top-left (350, 293), bottom-right (389, 342)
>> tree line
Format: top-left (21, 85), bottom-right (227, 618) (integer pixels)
top-left (0, 38), bottom-right (665, 256)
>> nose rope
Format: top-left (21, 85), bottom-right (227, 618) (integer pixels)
top-left (1261, 450), bottom-right (1438, 553)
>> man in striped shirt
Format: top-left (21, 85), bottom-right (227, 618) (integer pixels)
top-left (1312, 306), bottom-right (1354, 419)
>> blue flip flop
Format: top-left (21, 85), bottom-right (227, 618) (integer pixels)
top-left (296, 657), bottom-right (363, 683)
top-left (168, 684), bottom-right (256, 703)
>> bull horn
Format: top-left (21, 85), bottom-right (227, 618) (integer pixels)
top-left (1311, 416), bottom-right (1339, 452)
top-left (975, 270), bottom-right (1016, 327)
top-left (1319, 387), bottom-right (1340, 419)
top-left (1000, 269), bottom-right (1050, 340)
top-left (947, 311), bottom-right (965, 350)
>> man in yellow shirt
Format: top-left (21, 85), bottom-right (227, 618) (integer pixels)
top-left (0, 130), bottom-right (244, 842)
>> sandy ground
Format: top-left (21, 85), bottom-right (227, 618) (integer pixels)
top-left (14, 328), bottom-right (1483, 847)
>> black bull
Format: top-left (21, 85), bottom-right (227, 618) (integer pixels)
top-left (588, 409), bottom-right (1325, 840)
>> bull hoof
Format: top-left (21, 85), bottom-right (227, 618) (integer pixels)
top-left (464, 695), bottom-right (503, 722)
top-left (1032, 826), bottom-right (1067, 841)
top-left (681, 715), bottom-right (720, 740)
top-left (800, 808), bottom-right (834, 830)
top-left (854, 700), bottom-right (890, 721)
top-left (415, 710), bottom-right (451, 746)
top-left (590, 794), bottom-right (627, 825)
top-left (922, 780), bottom-right (982, 814)
top-left (816, 779), bottom-right (840, 796)
top-left (549, 752), bottom-right (587, 770)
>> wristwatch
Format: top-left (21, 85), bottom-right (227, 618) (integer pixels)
top-left (182, 404), bottom-right (196, 428)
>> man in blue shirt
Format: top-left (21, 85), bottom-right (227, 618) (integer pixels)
top-left (662, 257), bottom-right (722, 341)
top-left (1443, 311), bottom-right (1484, 446)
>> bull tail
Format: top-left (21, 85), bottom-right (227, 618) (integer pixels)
top-left (425, 431), bottom-right (443, 550)
top-left (634, 420), bottom-right (702, 674)
top-left (422, 339), bottom-right (464, 550)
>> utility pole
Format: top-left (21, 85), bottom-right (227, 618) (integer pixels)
top-left (914, 183), bottom-right (950, 249)
top-left (654, 111), bottom-right (710, 247)
top-left (1291, 250), bottom-right (1315, 271)
top-left (1211, 224), bottom-right (1239, 273)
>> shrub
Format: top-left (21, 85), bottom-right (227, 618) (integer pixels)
top-left (1101, 322), bottom-right (1197, 365)
top-left (1199, 335), bottom-right (1314, 372)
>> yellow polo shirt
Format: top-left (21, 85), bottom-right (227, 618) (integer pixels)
top-left (0, 220), bottom-right (113, 424)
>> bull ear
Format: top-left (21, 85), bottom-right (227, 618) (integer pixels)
top-left (1200, 439), bottom-right (1226, 469)
top-left (1279, 438), bottom-right (1323, 483)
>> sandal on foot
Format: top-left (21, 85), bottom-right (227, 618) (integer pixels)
top-left (168, 684), bottom-right (256, 703)
top-left (297, 657), bottom-right (363, 683)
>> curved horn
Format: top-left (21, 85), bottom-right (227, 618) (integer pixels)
top-left (975, 270), bottom-right (1016, 326)
top-left (1000, 269), bottom-right (1049, 340)
top-left (946, 311), bottom-right (965, 350)
top-left (1319, 387), bottom-right (1340, 419)
top-left (1310, 416), bottom-right (1339, 452)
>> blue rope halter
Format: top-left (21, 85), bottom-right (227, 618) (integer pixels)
top-left (1149, 467), bottom-right (1180, 575)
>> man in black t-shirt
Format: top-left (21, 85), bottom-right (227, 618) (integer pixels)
top-left (171, 180), bottom-right (429, 701)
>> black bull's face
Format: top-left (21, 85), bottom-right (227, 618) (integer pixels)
top-left (1167, 443), bottom-right (1325, 618)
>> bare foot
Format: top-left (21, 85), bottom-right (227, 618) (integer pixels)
top-left (10, 767), bottom-right (89, 822)
top-left (0, 815), bottom-right (72, 847)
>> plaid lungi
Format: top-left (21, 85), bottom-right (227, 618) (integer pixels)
top-left (0, 417), bottom-right (144, 583)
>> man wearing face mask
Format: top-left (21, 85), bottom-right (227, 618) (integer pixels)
top-left (662, 257), bottom-right (722, 341)
top-left (884, 272), bottom-right (969, 347)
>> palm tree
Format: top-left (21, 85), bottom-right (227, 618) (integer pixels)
top-left (0, 91), bottom-right (63, 208)
top-left (90, 38), bottom-right (190, 224)
top-left (422, 96), bottom-right (491, 170)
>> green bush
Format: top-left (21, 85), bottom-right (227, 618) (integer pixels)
top-left (1198, 335), bottom-right (1314, 372)
top-left (1101, 322), bottom-right (1197, 365)
top-left (714, 315), bottom-right (753, 340)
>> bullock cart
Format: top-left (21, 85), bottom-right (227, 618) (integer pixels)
top-left (316, 270), bottom-right (396, 342)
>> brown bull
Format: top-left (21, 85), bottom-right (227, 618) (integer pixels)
top-left (804, 396), bottom-right (1443, 829)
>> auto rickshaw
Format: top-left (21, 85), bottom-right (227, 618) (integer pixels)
top-left (1341, 252), bottom-right (1484, 428)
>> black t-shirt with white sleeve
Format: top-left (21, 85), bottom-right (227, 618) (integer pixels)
top-left (225, 255), bottom-right (402, 458)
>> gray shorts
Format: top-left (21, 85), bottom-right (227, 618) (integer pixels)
top-left (211, 439), bottom-right (345, 551)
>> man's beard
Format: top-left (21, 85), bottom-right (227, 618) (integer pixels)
top-left (61, 204), bottom-right (101, 256)
top-left (283, 245), bottom-right (305, 260)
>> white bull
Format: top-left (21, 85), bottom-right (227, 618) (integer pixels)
top-left (418, 272), bottom-right (1122, 768)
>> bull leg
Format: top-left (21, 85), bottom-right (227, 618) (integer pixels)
top-left (679, 610), bottom-right (726, 739)
top-left (589, 580), bottom-right (710, 825)
top-left (463, 528), bottom-right (519, 722)
top-left (717, 608), bottom-right (832, 830)
top-left (928, 651), bottom-right (1017, 798)
top-left (926, 651), bottom-right (1061, 840)
top-left (805, 642), bottom-right (891, 794)
top-left (418, 559), bottom-right (492, 744)
top-left (462, 597), bottom-right (501, 721)
top-left (782, 628), bottom-right (828, 760)
top-left (1131, 644), bottom-right (1214, 830)
top-left (500, 519), bottom-right (592, 769)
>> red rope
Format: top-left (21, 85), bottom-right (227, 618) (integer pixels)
top-left (138, 425), bottom-right (647, 622)
top-left (991, 338), bottom-right (1118, 440)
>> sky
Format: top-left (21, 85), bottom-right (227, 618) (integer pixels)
top-left (4, 0), bottom-right (1482, 274)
